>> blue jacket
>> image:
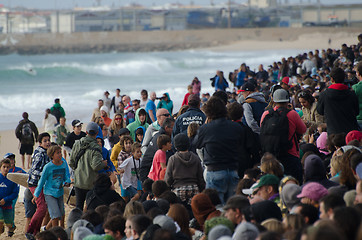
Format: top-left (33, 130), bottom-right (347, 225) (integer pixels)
top-left (172, 108), bottom-right (206, 137)
top-left (236, 71), bottom-right (246, 87)
top-left (0, 174), bottom-right (19, 207)
top-left (214, 76), bottom-right (228, 92)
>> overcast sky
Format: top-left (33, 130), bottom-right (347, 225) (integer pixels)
top-left (7, 0), bottom-right (362, 9)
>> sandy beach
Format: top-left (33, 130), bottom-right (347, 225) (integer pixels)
top-left (1, 29), bottom-right (361, 239)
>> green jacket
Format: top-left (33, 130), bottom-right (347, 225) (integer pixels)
top-left (126, 108), bottom-right (149, 141)
top-left (51, 103), bottom-right (66, 117)
top-left (69, 135), bottom-right (106, 190)
top-left (352, 81), bottom-right (362, 120)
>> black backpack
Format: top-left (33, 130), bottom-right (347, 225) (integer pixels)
top-left (51, 107), bottom-right (61, 123)
top-left (260, 107), bottom-right (293, 158)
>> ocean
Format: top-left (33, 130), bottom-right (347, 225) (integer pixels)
top-left (0, 49), bottom-right (304, 131)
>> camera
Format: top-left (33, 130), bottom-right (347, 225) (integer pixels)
top-left (156, 97), bottom-right (165, 100)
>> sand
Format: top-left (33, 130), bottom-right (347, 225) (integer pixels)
top-left (1, 29), bottom-right (360, 239)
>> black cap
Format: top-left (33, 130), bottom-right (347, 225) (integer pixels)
top-left (241, 82), bottom-right (256, 92)
top-left (72, 119), bottom-right (82, 127)
top-left (119, 128), bottom-right (130, 136)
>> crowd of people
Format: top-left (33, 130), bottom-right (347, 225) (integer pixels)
top-left (2, 34), bottom-right (362, 240)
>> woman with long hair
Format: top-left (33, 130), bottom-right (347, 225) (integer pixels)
top-left (109, 113), bottom-right (125, 147)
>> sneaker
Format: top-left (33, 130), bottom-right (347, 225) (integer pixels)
top-left (25, 232), bottom-right (36, 240)
top-left (40, 226), bottom-right (46, 232)
top-left (8, 225), bottom-right (16, 237)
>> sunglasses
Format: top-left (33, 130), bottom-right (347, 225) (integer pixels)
top-left (115, 118), bottom-right (122, 120)
top-left (298, 91), bottom-right (308, 98)
top-left (161, 113), bottom-right (170, 117)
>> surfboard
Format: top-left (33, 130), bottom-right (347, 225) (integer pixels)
top-left (7, 172), bottom-right (76, 206)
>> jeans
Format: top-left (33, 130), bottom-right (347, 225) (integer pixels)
top-left (205, 169), bottom-right (239, 204)
top-left (75, 187), bottom-right (90, 211)
top-left (28, 187), bottom-right (47, 235)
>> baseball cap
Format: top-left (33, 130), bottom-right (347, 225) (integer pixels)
top-left (240, 82), bottom-right (256, 92)
top-left (4, 153), bottom-right (15, 159)
top-left (273, 89), bottom-right (290, 103)
top-left (72, 119), bottom-right (82, 127)
top-left (297, 182), bottom-right (328, 202)
top-left (86, 122), bottom-right (99, 135)
top-left (223, 195), bottom-right (250, 211)
top-left (242, 182), bottom-right (259, 195)
top-left (252, 174), bottom-right (280, 189)
top-left (281, 77), bottom-right (290, 85)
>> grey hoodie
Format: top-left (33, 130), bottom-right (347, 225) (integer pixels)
top-left (165, 151), bottom-right (205, 190)
top-left (243, 92), bottom-right (267, 134)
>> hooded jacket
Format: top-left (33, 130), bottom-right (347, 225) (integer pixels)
top-left (157, 92), bottom-right (173, 115)
top-left (127, 108), bottom-right (149, 142)
top-left (165, 151), bottom-right (205, 190)
top-left (69, 135), bottom-right (106, 190)
top-left (141, 121), bottom-right (161, 154)
top-left (242, 92), bottom-right (268, 134)
top-left (303, 154), bottom-right (338, 189)
top-left (317, 83), bottom-right (359, 134)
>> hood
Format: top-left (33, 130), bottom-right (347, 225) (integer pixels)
top-left (245, 92), bottom-right (266, 103)
top-left (164, 92), bottom-right (171, 102)
top-left (135, 126), bottom-right (146, 143)
top-left (134, 108), bottom-right (148, 126)
top-left (19, 119), bottom-right (30, 124)
top-left (174, 152), bottom-right (196, 166)
top-left (79, 135), bottom-right (101, 152)
top-left (151, 121), bottom-right (161, 130)
top-left (326, 84), bottom-right (351, 100)
top-left (304, 154), bottom-right (326, 182)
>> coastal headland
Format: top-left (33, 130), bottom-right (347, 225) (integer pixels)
top-left (0, 27), bottom-right (361, 54)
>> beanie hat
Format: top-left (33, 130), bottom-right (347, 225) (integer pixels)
top-left (345, 130), bottom-right (362, 144)
top-left (73, 226), bottom-right (93, 240)
top-left (153, 215), bottom-right (177, 234)
top-left (232, 222), bottom-right (259, 240)
top-left (174, 133), bottom-right (190, 151)
top-left (100, 106), bottom-right (108, 112)
top-left (204, 217), bottom-right (234, 238)
top-left (208, 225), bottom-right (232, 240)
top-left (281, 184), bottom-right (301, 210)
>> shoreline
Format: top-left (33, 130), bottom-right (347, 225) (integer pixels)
top-left (0, 27), bottom-right (360, 55)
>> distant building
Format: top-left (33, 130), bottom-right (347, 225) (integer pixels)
top-left (249, 0), bottom-right (277, 8)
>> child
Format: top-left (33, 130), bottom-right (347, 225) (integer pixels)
top-left (164, 133), bottom-right (205, 205)
top-left (0, 158), bottom-right (19, 237)
top-left (119, 142), bottom-right (143, 202)
top-left (117, 135), bottom-right (134, 196)
top-left (135, 127), bottom-right (145, 144)
top-left (55, 117), bottom-right (69, 159)
top-left (182, 85), bottom-right (193, 106)
top-left (3, 153), bottom-right (26, 235)
top-left (33, 145), bottom-right (71, 228)
top-left (187, 122), bottom-right (200, 154)
top-left (148, 134), bottom-right (172, 181)
top-left (27, 132), bottom-right (51, 237)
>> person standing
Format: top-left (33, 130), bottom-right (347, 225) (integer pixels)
top-left (26, 133), bottom-right (51, 238)
top-left (91, 99), bottom-right (104, 123)
top-left (240, 82), bottom-right (268, 135)
top-left (157, 93), bottom-right (173, 115)
top-left (352, 62), bottom-right (362, 129)
top-left (0, 159), bottom-right (19, 238)
top-left (63, 120), bottom-right (86, 156)
top-left (173, 94), bottom-right (206, 137)
top-left (110, 89), bottom-right (122, 114)
top-left (140, 89), bottom-right (148, 109)
top-left (50, 98), bottom-right (65, 124)
top-left (191, 77), bottom-right (201, 96)
top-left (103, 91), bottom-right (112, 117)
top-left (15, 112), bottom-right (39, 169)
top-left (195, 96), bottom-right (246, 204)
top-left (214, 71), bottom-right (228, 92)
top-left (69, 122), bottom-right (107, 210)
top-left (145, 92), bottom-right (157, 123)
top-left (42, 109), bottom-right (57, 142)
top-left (317, 67), bottom-right (359, 135)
